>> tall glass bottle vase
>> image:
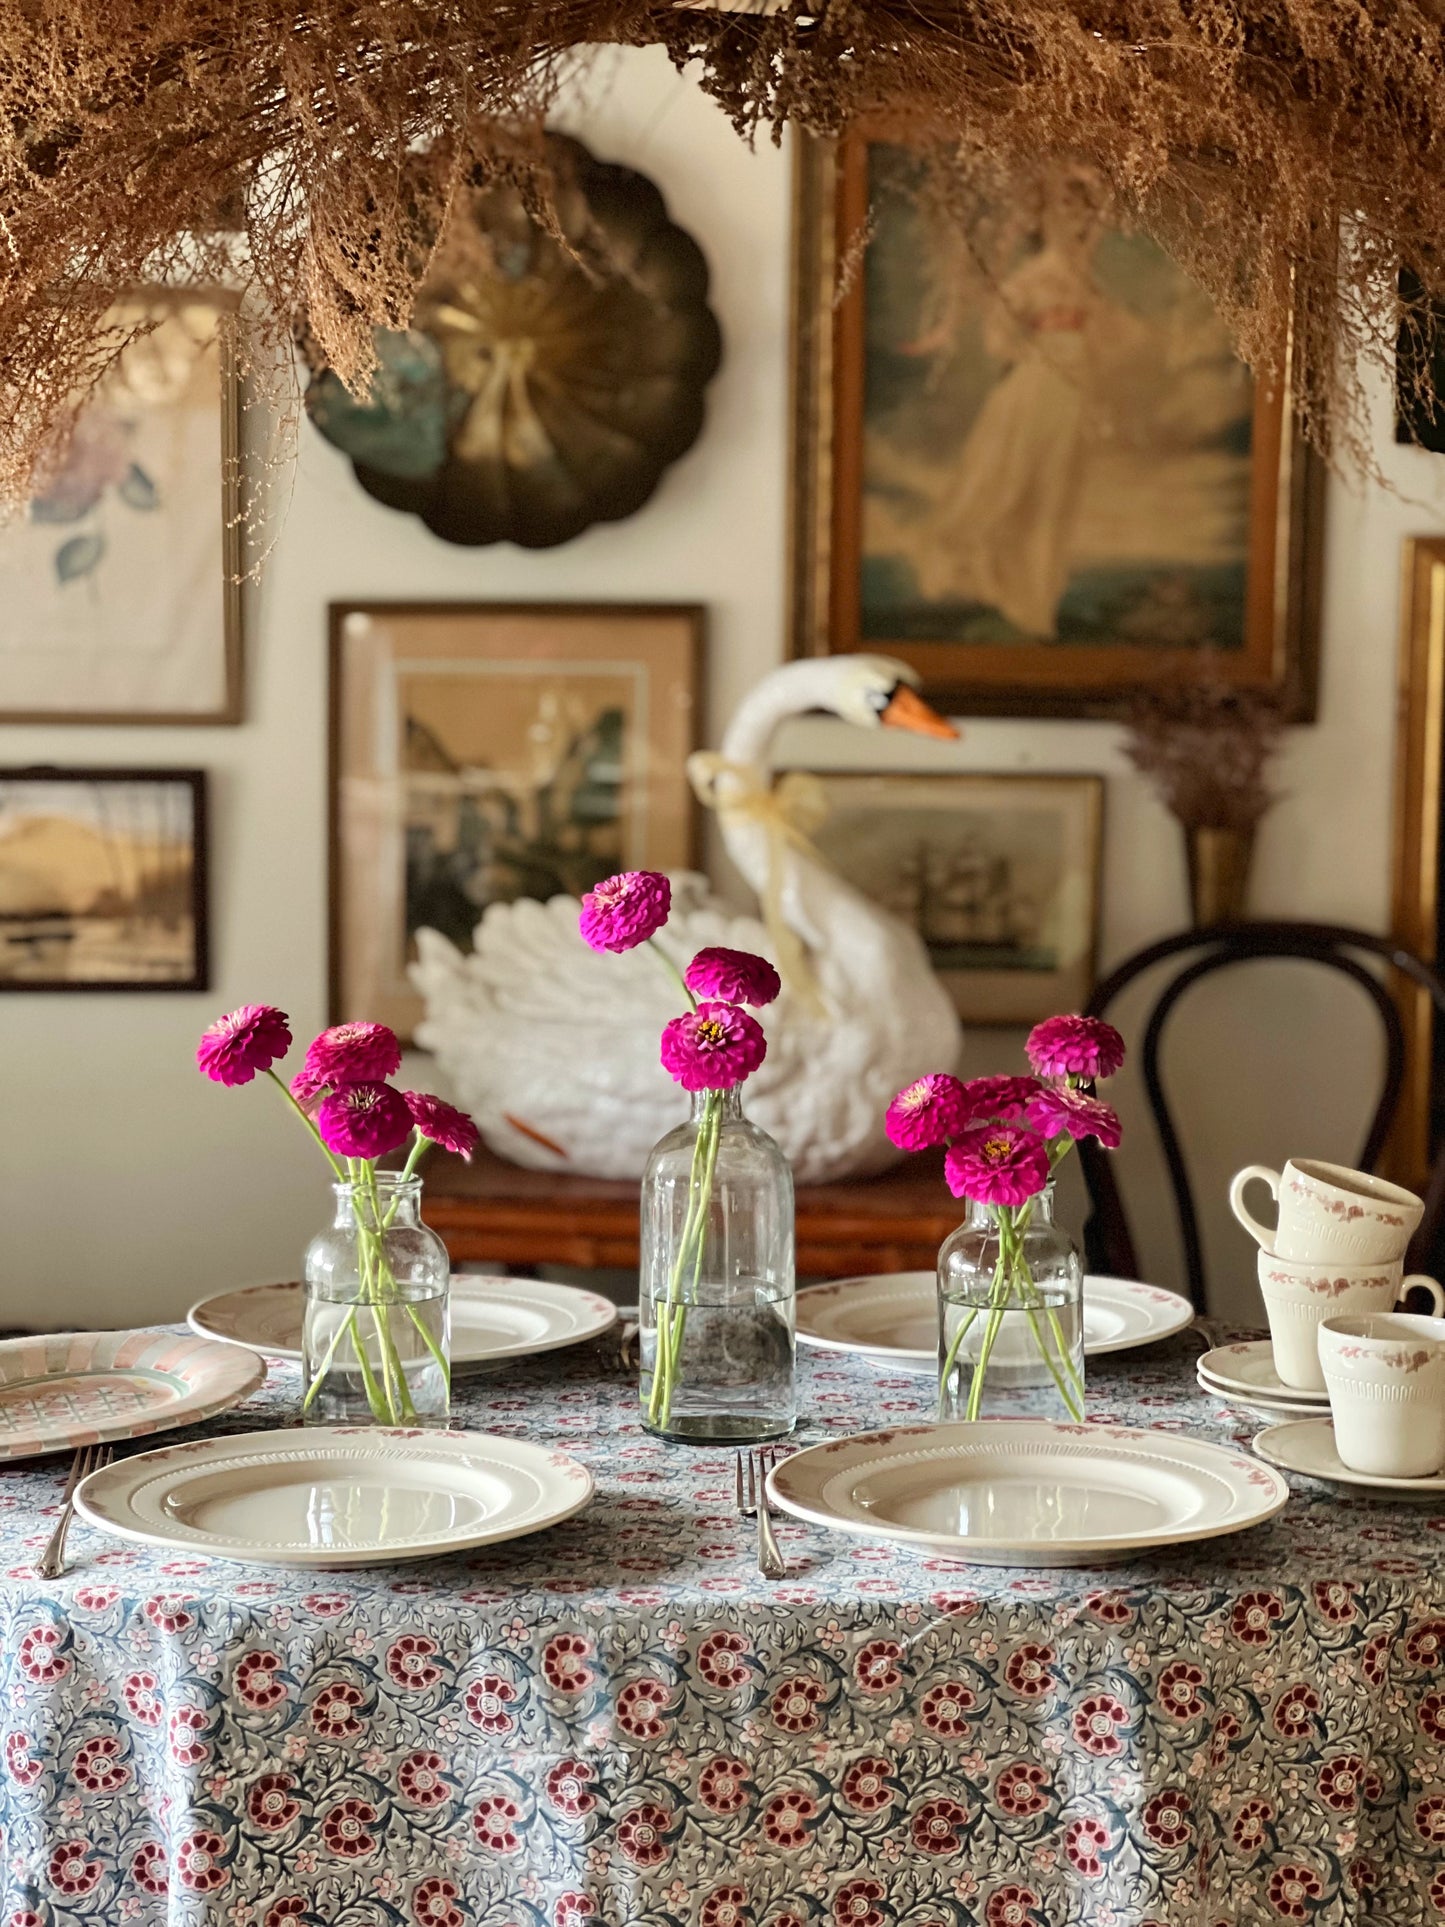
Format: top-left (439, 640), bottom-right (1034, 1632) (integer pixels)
top-left (639, 1087), bottom-right (796, 1443)
top-left (303, 1174), bottom-right (451, 1426)
top-left (937, 1185), bottom-right (1085, 1423)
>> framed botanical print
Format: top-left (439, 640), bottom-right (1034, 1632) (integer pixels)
top-left (0, 768), bottom-right (208, 991)
top-left (791, 137), bottom-right (1324, 718)
top-left (330, 601), bottom-right (704, 1042)
top-left (0, 292), bottom-right (243, 724)
top-left (785, 769), bottom-right (1104, 1025)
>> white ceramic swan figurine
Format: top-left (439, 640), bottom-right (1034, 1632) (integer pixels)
top-left (410, 655), bottom-right (965, 1182)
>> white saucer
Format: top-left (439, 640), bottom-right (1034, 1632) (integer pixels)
top-left (1253, 1418), bottom-right (1445, 1497)
top-left (795, 1272), bottom-right (1192, 1373)
top-left (1196, 1367), bottom-right (1330, 1423)
top-left (1196, 1340), bottom-right (1324, 1404)
top-left (188, 1278), bottom-right (617, 1372)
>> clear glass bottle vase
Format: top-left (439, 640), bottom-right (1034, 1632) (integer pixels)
top-left (937, 1184), bottom-right (1085, 1423)
top-left (303, 1174), bottom-right (451, 1427)
top-left (639, 1087), bottom-right (796, 1443)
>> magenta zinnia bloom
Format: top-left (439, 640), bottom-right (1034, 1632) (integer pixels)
top-left (303, 1021), bottom-right (402, 1089)
top-left (316, 1082), bottom-right (414, 1160)
top-left (944, 1124), bottom-right (1051, 1206)
top-left (578, 871), bottom-right (672, 954)
top-left (1025, 1014), bottom-right (1127, 1081)
top-left (659, 1001), bottom-right (767, 1092)
top-left (196, 1005), bottom-right (292, 1086)
top-left (404, 1090), bottom-right (481, 1161)
top-left (684, 946), bottom-right (782, 1009)
top-left (1026, 1087), bottom-right (1123, 1149)
top-left (290, 1066), bottom-right (326, 1110)
top-left (956, 1074), bottom-right (1042, 1125)
top-left (886, 1073), bottom-right (968, 1151)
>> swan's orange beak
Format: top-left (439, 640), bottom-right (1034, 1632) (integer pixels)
top-left (881, 684), bottom-right (959, 740)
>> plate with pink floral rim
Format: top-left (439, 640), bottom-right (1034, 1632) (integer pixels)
top-left (1196, 1340), bottom-right (1326, 1403)
top-left (187, 1279), bottom-right (617, 1372)
top-left (794, 1273), bottom-right (1192, 1372)
top-left (0, 1330), bottom-right (266, 1464)
top-left (1194, 1367), bottom-right (1330, 1423)
top-left (72, 1426), bottom-right (595, 1567)
top-left (766, 1421), bottom-right (1289, 1566)
top-left (1253, 1418), bottom-right (1445, 1496)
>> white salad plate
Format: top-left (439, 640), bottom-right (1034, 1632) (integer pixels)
top-left (1195, 1367), bottom-right (1330, 1423)
top-left (1253, 1418), bottom-right (1445, 1497)
top-left (795, 1272), bottom-right (1192, 1372)
top-left (188, 1278), bottom-right (618, 1371)
top-left (73, 1426), bottom-right (595, 1567)
top-left (767, 1419), bottom-right (1288, 1566)
top-left (1196, 1340), bottom-right (1325, 1404)
top-left (0, 1331), bottom-right (266, 1464)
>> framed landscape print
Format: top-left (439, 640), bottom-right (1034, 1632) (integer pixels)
top-left (0, 769), bottom-right (208, 991)
top-left (788, 769), bottom-right (1103, 1025)
top-left (791, 138), bottom-right (1324, 718)
top-left (330, 601), bottom-right (703, 1041)
top-left (0, 292), bottom-right (242, 724)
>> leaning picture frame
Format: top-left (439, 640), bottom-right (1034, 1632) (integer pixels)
top-left (790, 136), bottom-right (1325, 719)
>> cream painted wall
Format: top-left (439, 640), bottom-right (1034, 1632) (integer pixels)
top-left (0, 44), bottom-right (1440, 1330)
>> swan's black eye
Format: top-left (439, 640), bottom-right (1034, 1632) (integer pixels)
top-left (867, 682), bottom-right (898, 716)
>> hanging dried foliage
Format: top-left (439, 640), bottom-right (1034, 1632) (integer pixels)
top-left (3, 0), bottom-right (1445, 505)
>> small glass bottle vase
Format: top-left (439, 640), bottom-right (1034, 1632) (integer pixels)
top-left (639, 1087), bottom-right (796, 1443)
top-left (937, 1185), bottom-right (1085, 1423)
top-left (303, 1175), bottom-right (452, 1427)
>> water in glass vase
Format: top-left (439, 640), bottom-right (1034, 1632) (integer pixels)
top-left (640, 1280), bottom-right (795, 1442)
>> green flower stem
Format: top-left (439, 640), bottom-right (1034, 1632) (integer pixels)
top-left (647, 939), bottom-right (697, 1011)
top-left (647, 1088), bottom-right (721, 1430)
top-left (267, 1068), bottom-right (345, 1178)
top-left (945, 1197), bottom-right (1084, 1423)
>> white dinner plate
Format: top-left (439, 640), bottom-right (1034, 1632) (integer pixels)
top-left (1195, 1367), bottom-right (1330, 1423)
top-left (188, 1278), bottom-right (618, 1371)
top-left (74, 1426), bottom-right (595, 1567)
top-left (1253, 1418), bottom-right (1445, 1497)
top-left (767, 1419), bottom-right (1288, 1566)
top-left (1196, 1340), bottom-right (1324, 1404)
top-left (0, 1331), bottom-right (265, 1464)
top-left (794, 1272), bottom-right (1192, 1372)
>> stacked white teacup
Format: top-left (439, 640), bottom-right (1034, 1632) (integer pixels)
top-left (1230, 1157), bottom-right (1445, 1475)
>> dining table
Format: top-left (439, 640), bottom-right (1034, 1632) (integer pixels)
top-left (2, 1321), bottom-right (1443, 1927)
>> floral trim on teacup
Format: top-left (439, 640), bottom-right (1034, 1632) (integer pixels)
top-left (1332, 1344), bottom-right (1436, 1372)
top-left (1284, 1171), bottom-right (1406, 1226)
top-left (1262, 1268), bottom-right (1394, 1296)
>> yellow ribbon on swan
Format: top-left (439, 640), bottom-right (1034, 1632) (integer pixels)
top-left (687, 753), bottom-right (831, 1013)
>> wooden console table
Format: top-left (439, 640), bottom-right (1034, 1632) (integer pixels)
top-left (423, 1145), bottom-right (960, 1278)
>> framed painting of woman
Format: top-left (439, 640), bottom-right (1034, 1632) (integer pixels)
top-left (791, 137), bottom-right (1324, 718)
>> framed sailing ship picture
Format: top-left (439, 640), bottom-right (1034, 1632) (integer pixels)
top-left (791, 137), bottom-right (1324, 718)
top-left (795, 770), bottom-right (1103, 1025)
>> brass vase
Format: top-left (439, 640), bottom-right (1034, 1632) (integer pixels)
top-left (1184, 823), bottom-right (1256, 926)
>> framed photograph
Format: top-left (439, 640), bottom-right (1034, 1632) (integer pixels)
top-left (788, 770), bottom-right (1103, 1025)
top-left (330, 601), bottom-right (704, 1042)
top-left (791, 137), bottom-right (1324, 718)
top-left (0, 768), bottom-right (208, 991)
top-left (0, 292), bottom-right (242, 724)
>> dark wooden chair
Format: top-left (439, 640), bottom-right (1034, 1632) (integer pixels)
top-left (1076, 921), bottom-right (1445, 1312)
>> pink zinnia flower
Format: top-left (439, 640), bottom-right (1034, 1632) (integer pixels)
top-left (944, 1125), bottom-right (1051, 1206)
top-left (578, 872), bottom-right (672, 954)
top-left (956, 1074), bottom-right (1042, 1124)
top-left (316, 1082), bottom-right (413, 1160)
top-left (302, 1021), bottom-right (402, 1089)
top-left (196, 1005), bottom-right (292, 1086)
top-left (290, 1066), bottom-right (326, 1111)
top-left (659, 1001), bottom-right (767, 1092)
top-left (404, 1091), bottom-right (480, 1161)
top-left (684, 946), bottom-right (781, 1008)
top-left (886, 1073), bottom-right (968, 1151)
top-left (1025, 1014), bottom-right (1127, 1081)
top-left (1026, 1088), bottom-right (1123, 1149)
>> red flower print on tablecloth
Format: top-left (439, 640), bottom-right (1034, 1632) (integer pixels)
top-left (770, 1674), bottom-right (826, 1733)
top-left (911, 1795), bottom-right (970, 1855)
top-left (1085, 1591), bottom-right (1132, 1625)
top-left (1349, 1858), bottom-right (1380, 1894)
top-left (464, 1675), bottom-right (518, 1734)
top-left (310, 1680), bottom-right (367, 1739)
top-left (1072, 1692), bottom-right (1130, 1756)
top-left (544, 1758), bottom-right (596, 1818)
top-left (617, 1675), bottom-right (673, 1739)
top-left (1063, 1815), bottom-right (1113, 1878)
top-left (700, 1886), bottom-right (749, 1927)
top-left (995, 1762), bottom-right (1049, 1817)
top-left (1410, 1619), bottom-right (1445, 1667)
top-left (1316, 1754), bottom-right (1362, 1811)
top-left (472, 1793), bottom-right (523, 1856)
top-left (122, 1671), bottom-right (162, 1724)
top-left (1231, 1799), bottom-right (1273, 1853)
top-left (1311, 1579), bottom-right (1358, 1623)
top-left (411, 1876), bottom-right (464, 1927)
top-left (130, 1841), bottom-right (168, 1896)
top-left (854, 1639), bottom-right (904, 1694)
top-left (73, 1733), bottom-right (128, 1793)
top-left (1209, 1710), bottom-right (1244, 1766)
top-left (1272, 1683), bottom-right (1320, 1739)
top-left (71, 1584), bottom-right (118, 1612)
top-left (617, 1802), bottom-right (672, 1868)
top-left (920, 1680), bottom-right (975, 1736)
top-left (386, 1635), bottom-right (444, 1692)
top-left (1363, 1634), bottom-right (1393, 1687)
top-left (168, 1705), bottom-right (211, 1766)
top-left (762, 1789), bottom-right (818, 1848)
top-left (5, 1733), bottom-right (41, 1786)
top-left (1417, 1795), bottom-right (1445, 1842)
top-left (699, 1755), bottom-right (750, 1814)
top-left (554, 1897), bottom-right (595, 1927)
top-left (322, 1798), bottom-right (379, 1858)
top-left (832, 1877), bottom-right (885, 1927)
top-left (19, 1625), bottom-right (68, 1684)
top-left (841, 1756), bottom-right (895, 1813)
top-left (697, 1629), bottom-right (752, 1688)
top-left (142, 1595), bottom-right (194, 1634)
top-left (1231, 1590), bottom-right (1285, 1646)
top-left (985, 1887), bottom-right (1041, 1927)
top-left (302, 1593), bottom-right (350, 1617)
top-left (265, 1898), bottom-right (307, 1927)
top-left (49, 1838), bottom-right (102, 1895)
top-left (398, 1751), bottom-right (451, 1809)
top-left (235, 1650), bottom-right (288, 1710)
top-left (176, 1829), bottom-right (230, 1894)
top-left (542, 1634), bottom-right (595, 1694)
top-left (247, 1771), bottom-right (301, 1832)
top-left (1142, 1790), bottom-right (1192, 1848)
top-left (1003, 1643), bottom-right (1056, 1698)
top-left (1158, 1660), bottom-right (1206, 1720)
top-left (1267, 1864), bottom-right (1324, 1920)
top-left (1430, 1867), bottom-right (1445, 1915)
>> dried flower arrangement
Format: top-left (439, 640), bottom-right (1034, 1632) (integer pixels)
top-left (1122, 683), bottom-right (1286, 834)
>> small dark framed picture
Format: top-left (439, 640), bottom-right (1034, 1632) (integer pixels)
top-left (0, 768), bottom-right (208, 991)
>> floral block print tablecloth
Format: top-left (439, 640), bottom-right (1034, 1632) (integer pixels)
top-left (3, 1323), bottom-right (1445, 1927)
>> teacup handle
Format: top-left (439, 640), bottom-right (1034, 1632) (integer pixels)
top-left (1229, 1165), bottom-right (1281, 1250)
top-left (1400, 1274), bottom-right (1445, 1317)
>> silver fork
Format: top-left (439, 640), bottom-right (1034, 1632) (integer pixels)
top-left (36, 1442), bottom-right (113, 1581)
top-left (735, 1447), bottom-right (786, 1579)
